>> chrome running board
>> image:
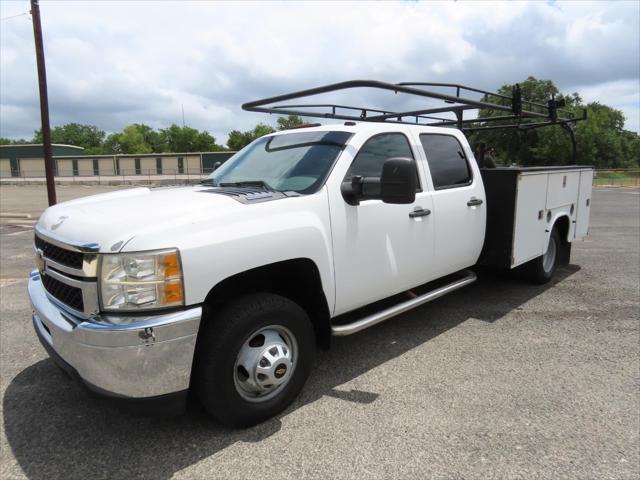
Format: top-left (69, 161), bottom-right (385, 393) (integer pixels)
top-left (331, 270), bottom-right (477, 336)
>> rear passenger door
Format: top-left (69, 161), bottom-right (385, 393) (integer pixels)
top-left (419, 133), bottom-right (486, 277)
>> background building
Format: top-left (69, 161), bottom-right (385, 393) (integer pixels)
top-left (0, 145), bottom-right (235, 178)
top-left (0, 144), bottom-right (84, 177)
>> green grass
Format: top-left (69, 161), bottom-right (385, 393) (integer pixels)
top-left (593, 171), bottom-right (639, 186)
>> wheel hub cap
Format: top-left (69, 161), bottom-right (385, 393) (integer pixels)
top-left (234, 327), bottom-right (297, 402)
top-left (256, 343), bottom-right (292, 388)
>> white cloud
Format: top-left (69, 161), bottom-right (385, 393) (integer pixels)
top-left (0, 0), bottom-right (638, 144)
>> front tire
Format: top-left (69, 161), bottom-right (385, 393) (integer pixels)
top-left (526, 227), bottom-right (560, 284)
top-left (194, 293), bottom-right (315, 427)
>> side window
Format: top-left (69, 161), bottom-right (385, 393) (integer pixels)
top-left (420, 134), bottom-right (472, 189)
top-left (346, 133), bottom-right (419, 189)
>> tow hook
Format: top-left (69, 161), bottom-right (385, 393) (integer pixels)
top-left (139, 327), bottom-right (156, 345)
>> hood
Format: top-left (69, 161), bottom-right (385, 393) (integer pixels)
top-left (36, 186), bottom-right (245, 252)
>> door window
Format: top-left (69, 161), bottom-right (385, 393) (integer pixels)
top-left (420, 134), bottom-right (472, 189)
top-left (346, 133), bottom-right (419, 188)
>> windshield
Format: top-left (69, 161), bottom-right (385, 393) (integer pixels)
top-left (207, 131), bottom-right (352, 194)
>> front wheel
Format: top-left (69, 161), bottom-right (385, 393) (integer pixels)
top-left (194, 293), bottom-right (315, 427)
top-left (525, 228), bottom-right (560, 284)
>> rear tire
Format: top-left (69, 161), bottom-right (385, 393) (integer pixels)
top-left (194, 293), bottom-right (315, 428)
top-left (525, 227), bottom-right (560, 284)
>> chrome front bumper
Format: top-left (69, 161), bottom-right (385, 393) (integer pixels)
top-left (28, 271), bottom-right (202, 399)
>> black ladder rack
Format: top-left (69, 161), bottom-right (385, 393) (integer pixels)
top-left (241, 79), bottom-right (587, 162)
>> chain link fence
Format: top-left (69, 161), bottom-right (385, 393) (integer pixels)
top-left (0, 168), bottom-right (218, 185)
top-left (2, 167), bottom-right (639, 187)
top-left (593, 169), bottom-right (640, 187)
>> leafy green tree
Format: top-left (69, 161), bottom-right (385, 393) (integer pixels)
top-left (226, 123), bottom-right (276, 150)
top-left (102, 125), bottom-right (151, 154)
top-left (159, 124), bottom-right (223, 153)
top-left (102, 132), bottom-right (123, 154)
top-left (6, 138), bottom-right (31, 145)
top-left (130, 123), bottom-right (166, 152)
top-left (530, 102), bottom-right (638, 168)
top-left (226, 130), bottom-right (250, 151)
top-left (470, 76), bottom-right (639, 168)
top-left (33, 123), bottom-right (105, 154)
top-left (0, 138), bottom-right (11, 145)
top-left (277, 115), bottom-right (305, 130)
top-left (102, 124), bottom-right (223, 154)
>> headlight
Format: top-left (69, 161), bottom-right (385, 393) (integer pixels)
top-left (99, 249), bottom-right (184, 311)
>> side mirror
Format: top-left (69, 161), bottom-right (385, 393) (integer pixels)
top-left (340, 175), bottom-right (382, 206)
top-left (380, 157), bottom-right (416, 204)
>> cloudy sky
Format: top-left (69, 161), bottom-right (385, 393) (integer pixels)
top-left (1, 0), bottom-right (638, 145)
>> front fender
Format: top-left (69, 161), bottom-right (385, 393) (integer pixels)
top-left (132, 191), bottom-right (336, 312)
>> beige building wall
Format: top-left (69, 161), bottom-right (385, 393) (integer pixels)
top-left (56, 159), bottom-right (74, 176)
top-left (116, 158), bottom-right (136, 175)
top-left (77, 159), bottom-right (94, 176)
top-left (1, 153), bottom-right (215, 178)
top-left (99, 158), bottom-right (115, 175)
top-left (18, 158), bottom-right (45, 176)
top-left (186, 155), bottom-right (201, 173)
top-left (0, 159), bottom-right (12, 177)
top-left (139, 157), bottom-right (156, 174)
top-left (162, 157), bottom-right (179, 173)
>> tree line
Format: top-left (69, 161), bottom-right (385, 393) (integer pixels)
top-left (1, 77), bottom-right (638, 168)
top-left (0, 115), bottom-right (305, 155)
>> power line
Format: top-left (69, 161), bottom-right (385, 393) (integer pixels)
top-left (0, 12), bottom-right (30, 22)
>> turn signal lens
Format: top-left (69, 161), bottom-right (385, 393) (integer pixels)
top-left (163, 281), bottom-right (184, 304)
top-left (162, 252), bottom-right (181, 278)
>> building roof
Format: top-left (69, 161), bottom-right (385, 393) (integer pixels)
top-left (0, 144), bottom-right (85, 159)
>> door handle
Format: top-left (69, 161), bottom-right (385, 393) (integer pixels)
top-left (467, 197), bottom-right (483, 207)
top-left (409, 207), bottom-right (431, 218)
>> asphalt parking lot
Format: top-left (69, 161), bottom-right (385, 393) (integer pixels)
top-left (0, 185), bottom-right (638, 479)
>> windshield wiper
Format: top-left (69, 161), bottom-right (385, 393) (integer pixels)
top-left (219, 180), bottom-right (274, 191)
top-left (200, 178), bottom-right (218, 186)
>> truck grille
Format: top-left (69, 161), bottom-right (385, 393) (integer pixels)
top-left (41, 273), bottom-right (85, 312)
top-left (34, 235), bottom-right (83, 269)
top-left (34, 231), bottom-right (98, 316)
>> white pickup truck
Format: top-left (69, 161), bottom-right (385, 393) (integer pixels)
top-left (28, 82), bottom-right (593, 427)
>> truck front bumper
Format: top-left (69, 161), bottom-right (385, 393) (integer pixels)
top-left (28, 271), bottom-right (202, 406)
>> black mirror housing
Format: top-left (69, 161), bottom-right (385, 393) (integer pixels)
top-left (341, 175), bottom-right (364, 206)
top-left (380, 157), bottom-right (416, 204)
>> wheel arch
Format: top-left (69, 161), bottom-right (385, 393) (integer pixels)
top-left (553, 215), bottom-right (571, 243)
top-left (549, 214), bottom-right (572, 266)
top-left (202, 258), bottom-right (332, 349)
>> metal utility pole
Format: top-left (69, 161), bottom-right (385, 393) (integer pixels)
top-left (30, 0), bottom-right (56, 205)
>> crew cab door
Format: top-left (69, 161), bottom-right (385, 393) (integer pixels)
top-left (328, 132), bottom-right (436, 316)
top-left (418, 133), bottom-right (486, 278)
